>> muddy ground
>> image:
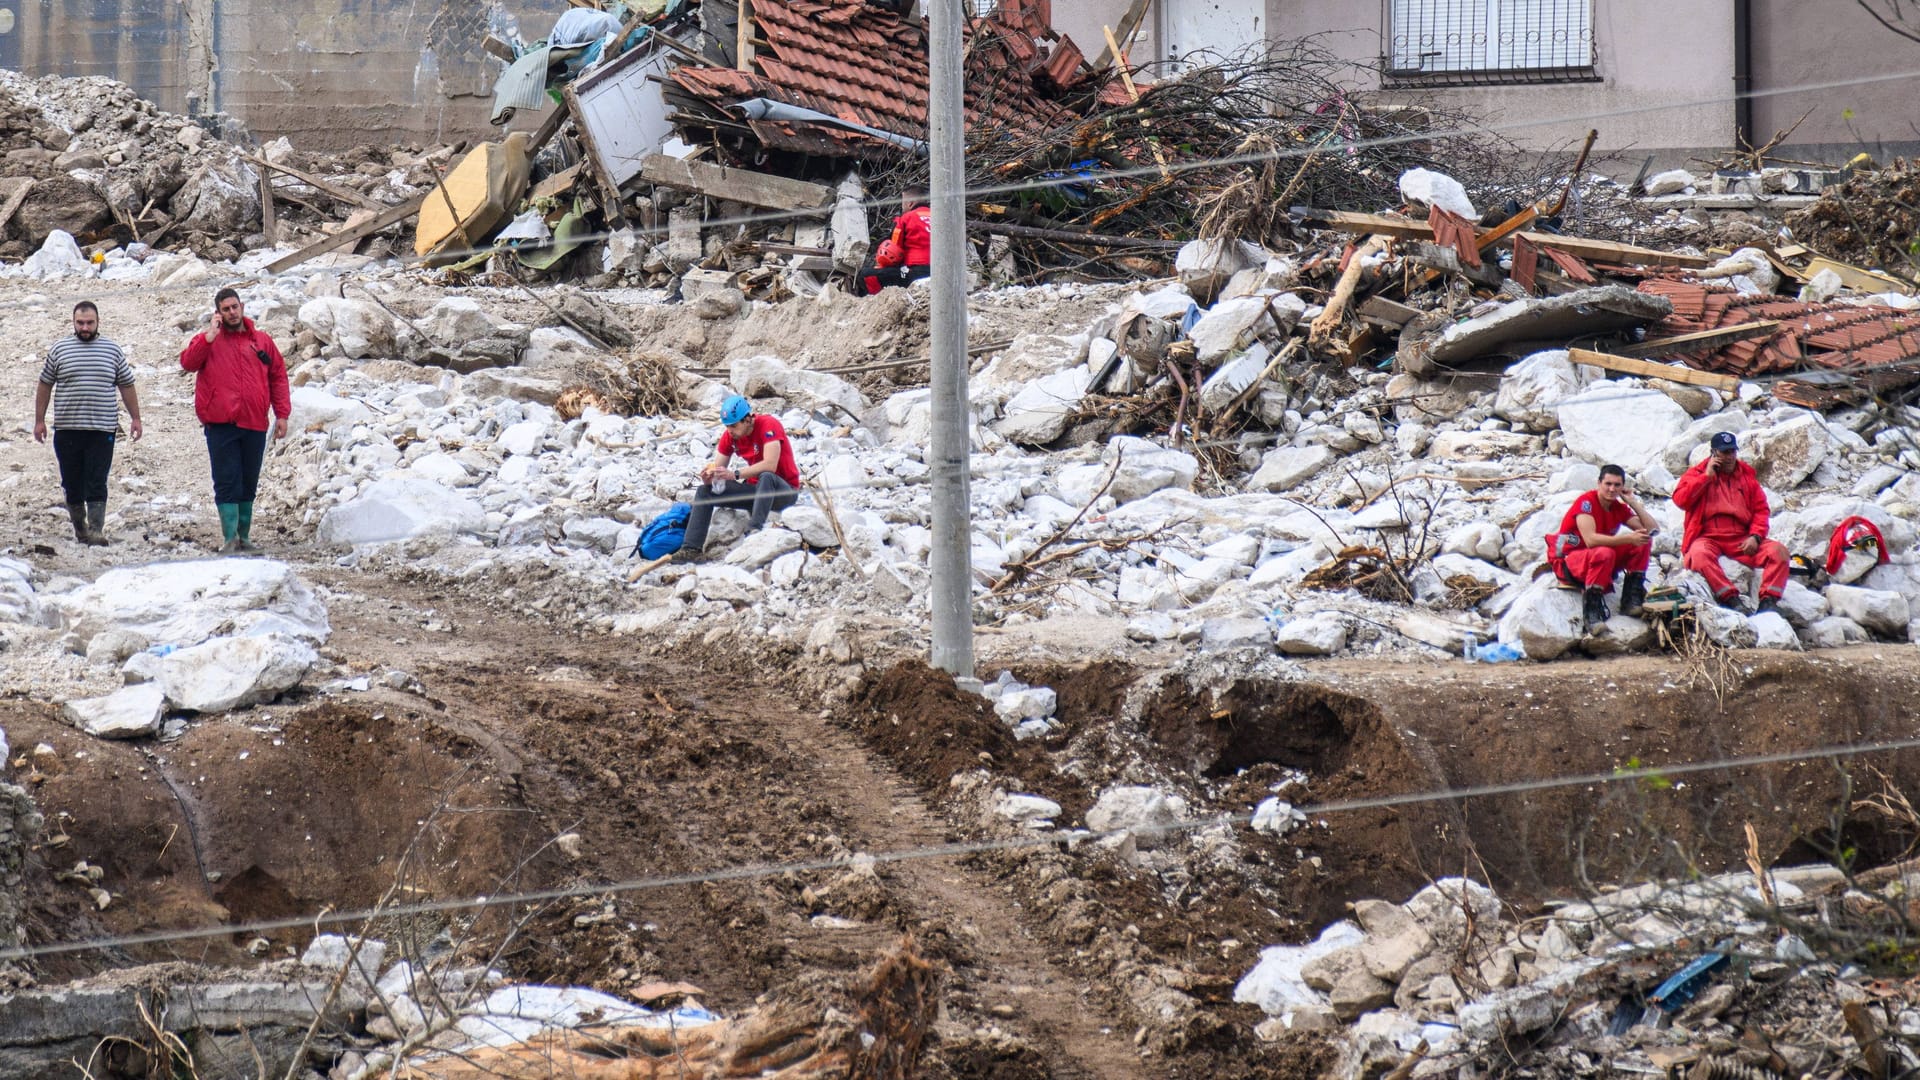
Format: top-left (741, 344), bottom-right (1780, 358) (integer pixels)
top-left (5, 274), bottom-right (1920, 1076)
top-left (13, 573), bottom-right (1920, 1076)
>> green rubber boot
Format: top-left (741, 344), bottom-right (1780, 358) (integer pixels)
top-left (235, 502), bottom-right (260, 553)
top-left (217, 502), bottom-right (240, 553)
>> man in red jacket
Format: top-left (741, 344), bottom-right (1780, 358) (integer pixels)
top-left (861, 186), bottom-right (931, 296)
top-left (1549, 464), bottom-right (1656, 628)
top-left (180, 287), bottom-right (290, 554)
top-left (1672, 431), bottom-right (1789, 612)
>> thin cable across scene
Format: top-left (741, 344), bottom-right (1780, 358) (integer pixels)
top-left (4, 733), bottom-right (1918, 963)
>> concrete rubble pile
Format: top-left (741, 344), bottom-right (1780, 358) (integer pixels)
top-left (160, 202), bottom-right (1920, 684)
top-left (1233, 867), bottom-right (1920, 1079)
top-left (0, 932), bottom-right (931, 1080)
top-left (0, 69), bottom-right (456, 272)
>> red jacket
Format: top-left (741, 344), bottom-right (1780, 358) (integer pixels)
top-left (180, 317), bottom-right (290, 431)
top-left (890, 204), bottom-right (931, 267)
top-left (1672, 457), bottom-right (1769, 552)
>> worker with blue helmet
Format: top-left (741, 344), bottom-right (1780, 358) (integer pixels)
top-left (675, 393), bottom-right (802, 561)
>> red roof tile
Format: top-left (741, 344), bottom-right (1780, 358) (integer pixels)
top-left (669, 0), bottom-right (1070, 157)
top-left (1637, 279), bottom-right (1920, 400)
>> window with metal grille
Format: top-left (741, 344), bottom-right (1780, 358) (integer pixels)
top-left (1384, 0), bottom-right (1598, 84)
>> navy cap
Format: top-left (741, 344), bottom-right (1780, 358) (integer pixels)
top-left (1710, 431), bottom-right (1738, 452)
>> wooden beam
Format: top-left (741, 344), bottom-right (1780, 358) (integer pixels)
top-left (265, 193), bottom-right (426, 274)
top-left (639, 154), bottom-right (832, 212)
top-left (1567, 348), bottom-right (1740, 390)
top-left (1298, 209), bottom-right (1434, 242)
top-left (1093, 0), bottom-right (1153, 68)
top-left (1804, 256), bottom-right (1914, 294)
top-left (966, 218), bottom-right (1186, 250)
top-left (531, 161), bottom-right (586, 201)
top-left (257, 165), bottom-right (276, 243)
top-left (1358, 294), bottom-right (1423, 327)
top-left (1614, 321), bottom-right (1781, 358)
top-left (736, 0), bottom-right (755, 71)
top-left (242, 153), bottom-right (384, 211)
top-left (1518, 231), bottom-right (1711, 269)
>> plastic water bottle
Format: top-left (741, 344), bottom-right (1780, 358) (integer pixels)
top-left (711, 477), bottom-right (728, 495)
top-left (1462, 634), bottom-right (1478, 662)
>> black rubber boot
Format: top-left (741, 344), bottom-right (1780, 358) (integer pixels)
top-left (1756, 595), bottom-right (1780, 614)
top-left (1583, 587), bottom-right (1609, 630)
top-left (1618, 572), bottom-right (1646, 618)
top-left (83, 502), bottom-right (108, 546)
top-left (65, 503), bottom-right (88, 543)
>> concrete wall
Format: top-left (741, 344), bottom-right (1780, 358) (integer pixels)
top-left (1751, 0), bottom-right (1920, 160)
top-left (1268, 0), bottom-right (1736, 165)
top-left (2, 0), bottom-right (572, 150)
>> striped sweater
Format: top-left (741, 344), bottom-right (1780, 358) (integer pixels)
top-left (39, 335), bottom-right (132, 432)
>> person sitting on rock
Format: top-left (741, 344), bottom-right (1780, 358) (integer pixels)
top-left (674, 394), bottom-right (800, 562)
top-left (1672, 431), bottom-right (1789, 612)
top-left (860, 185), bottom-right (931, 296)
top-left (1549, 464), bottom-right (1656, 629)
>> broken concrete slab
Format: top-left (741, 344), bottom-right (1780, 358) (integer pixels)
top-left (1399, 286), bottom-right (1673, 376)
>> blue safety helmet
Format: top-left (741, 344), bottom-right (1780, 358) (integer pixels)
top-left (721, 394), bottom-right (752, 425)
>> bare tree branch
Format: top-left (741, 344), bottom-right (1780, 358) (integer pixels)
top-left (1857, 0), bottom-right (1920, 43)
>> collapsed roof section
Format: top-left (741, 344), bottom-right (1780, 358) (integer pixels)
top-left (665, 0), bottom-right (1096, 159)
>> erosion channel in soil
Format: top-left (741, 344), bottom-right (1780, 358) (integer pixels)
top-left (14, 630), bottom-right (1920, 1077)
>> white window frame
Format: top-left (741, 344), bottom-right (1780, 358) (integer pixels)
top-left (1386, 0), bottom-right (1594, 78)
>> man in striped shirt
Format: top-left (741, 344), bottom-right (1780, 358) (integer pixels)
top-left (33, 301), bottom-right (143, 545)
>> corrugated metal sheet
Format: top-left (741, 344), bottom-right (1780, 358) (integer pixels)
top-left (490, 46), bottom-right (555, 125)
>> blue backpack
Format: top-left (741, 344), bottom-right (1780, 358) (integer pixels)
top-left (633, 503), bottom-right (690, 559)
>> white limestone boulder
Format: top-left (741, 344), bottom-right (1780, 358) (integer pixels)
top-left (1742, 413), bottom-right (1833, 491)
top-left (297, 298), bottom-right (398, 360)
top-left (158, 634), bottom-right (318, 712)
top-left (1494, 350), bottom-right (1585, 433)
top-left (1825, 585), bottom-right (1911, 637)
top-left (1557, 382), bottom-right (1690, 474)
top-left (62, 683), bottom-right (166, 739)
top-left (1274, 613), bottom-right (1348, 656)
top-left (995, 366), bottom-right (1091, 445)
top-left (50, 559), bottom-right (327, 649)
top-left (289, 386), bottom-right (373, 429)
top-left (1249, 445), bottom-right (1335, 493)
top-left (729, 354), bottom-right (867, 419)
top-left (1103, 436), bottom-right (1199, 503)
top-left (1497, 580), bottom-right (1583, 660)
top-left (316, 477), bottom-right (487, 548)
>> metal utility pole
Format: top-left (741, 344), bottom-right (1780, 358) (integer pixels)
top-left (927, 0), bottom-right (974, 678)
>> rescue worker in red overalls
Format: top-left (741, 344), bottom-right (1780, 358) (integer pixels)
top-left (1549, 463), bottom-right (1656, 629)
top-left (1672, 430), bottom-right (1789, 612)
top-left (861, 186), bottom-right (931, 295)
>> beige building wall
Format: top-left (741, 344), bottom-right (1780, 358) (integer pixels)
top-left (1267, 0), bottom-right (1735, 164)
top-left (1750, 0), bottom-right (1920, 157)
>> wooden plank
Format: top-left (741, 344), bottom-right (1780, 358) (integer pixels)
top-left (1804, 255), bottom-right (1913, 294)
top-left (1357, 295), bottom-right (1423, 327)
top-left (1567, 348), bottom-right (1740, 390)
top-left (1518, 231), bottom-right (1711, 269)
top-left (243, 153), bottom-right (384, 211)
top-left (639, 154), bottom-right (832, 212)
top-left (1093, 0), bottom-right (1152, 68)
top-left (1474, 206), bottom-right (1537, 250)
top-left (258, 165), bottom-right (276, 243)
top-left (531, 162), bottom-right (586, 201)
top-left (1298, 209), bottom-right (1434, 242)
top-left (966, 218), bottom-right (1186, 250)
top-left (754, 242), bottom-right (830, 256)
top-left (564, 88), bottom-right (627, 221)
top-left (736, 0), bottom-right (755, 71)
top-left (1614, 321), bottom-right (1780, 358)
top-left (265, 193), bottom-right (426, 274)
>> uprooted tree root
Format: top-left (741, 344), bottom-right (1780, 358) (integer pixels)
top-left (564, 350), bottom-right (691, 420)
top-left (1303, 545), bottom-right (1417, 604)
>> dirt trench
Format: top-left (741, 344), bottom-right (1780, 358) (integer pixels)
top-left (14, 578), bottom-right (1920, 1078)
